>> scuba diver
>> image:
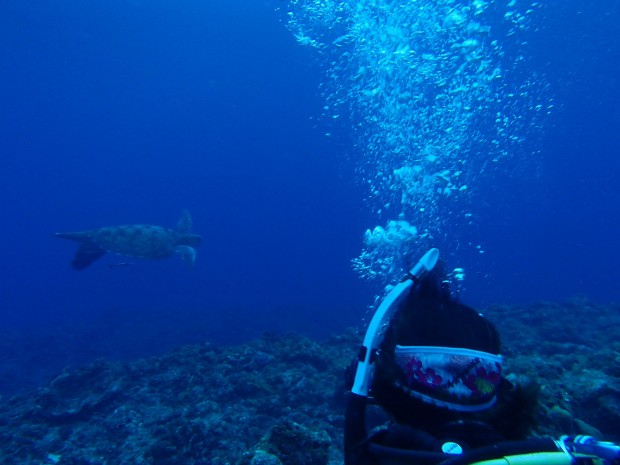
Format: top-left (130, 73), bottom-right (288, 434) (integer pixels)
top-left (345, 248), bottom-right (620, 465)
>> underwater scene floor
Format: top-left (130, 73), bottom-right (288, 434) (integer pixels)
top-left (1, 298), bottom-right (619, 465)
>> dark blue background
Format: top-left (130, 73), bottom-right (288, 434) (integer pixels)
top-left (0, 0), bottom-right (618, 394)
top-left (464, 2), bottom-right (620, 305)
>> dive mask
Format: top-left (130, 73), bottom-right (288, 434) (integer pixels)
top-left (394, 345), bottom-right (502, 412)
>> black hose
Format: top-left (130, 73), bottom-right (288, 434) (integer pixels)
top-left (345, 393), bottom-right (369, 465)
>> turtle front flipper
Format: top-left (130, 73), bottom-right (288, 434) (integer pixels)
top-left (176, 209), bottom-right (193, 234)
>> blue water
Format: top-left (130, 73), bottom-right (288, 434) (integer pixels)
top-left (0, 0), bottom-right (618, 394)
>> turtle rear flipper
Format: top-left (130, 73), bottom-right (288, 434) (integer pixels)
top-left (72, 242), bottom-right (107, 270)
top-left (55, 231), bottom-right (89, 241)
top-left (55, 231), bottom-right (105, 269)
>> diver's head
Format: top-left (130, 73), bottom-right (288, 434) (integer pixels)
top-left (372, 271), bottom-right (502, 424)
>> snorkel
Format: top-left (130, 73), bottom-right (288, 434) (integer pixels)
top-left (345, 248), bottom-right (439, 465)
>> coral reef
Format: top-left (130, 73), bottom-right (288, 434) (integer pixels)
top-left (483, 299), bottom-right (620, 439)
top-left (0, 331), bottom-right (356, 465)
top-left (0, 299), bottom-right (619, 464)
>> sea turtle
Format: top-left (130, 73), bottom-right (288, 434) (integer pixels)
top-left (55, 210), bottom-right (202, 270)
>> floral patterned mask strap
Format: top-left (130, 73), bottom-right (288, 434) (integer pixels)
top-left (394, 345), bottom-right (503, 412)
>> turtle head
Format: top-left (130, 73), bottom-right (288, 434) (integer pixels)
top-left (175, 230), bottom-right (201, 267)
top-left (175, 245), bottom-right (197, 267)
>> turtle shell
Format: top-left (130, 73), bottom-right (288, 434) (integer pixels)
top-left (90, 225), bottom-right (180, 259)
